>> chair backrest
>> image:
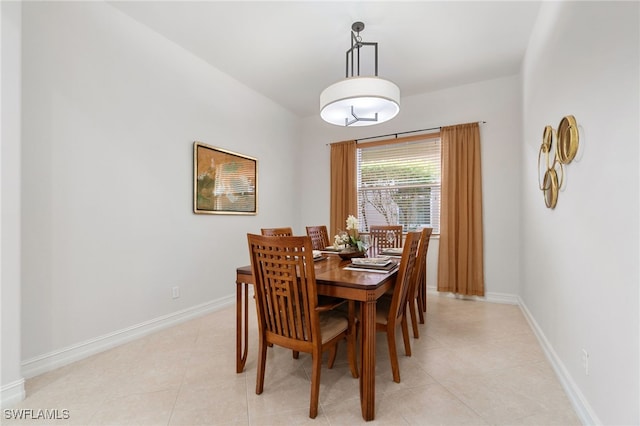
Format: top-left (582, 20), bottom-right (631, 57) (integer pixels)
top-left (306, 225), bottom-right (330, 251)
top-left (261, 227), bottom-right (293, 237)
top-left (409, 228), bottom-right (433, 301)
top-left (247, 234), bottom-right (320, 349)
top-left (370, 225), bottom-right (403, 250)
top-left (387, 231), bottom-right (421, 324)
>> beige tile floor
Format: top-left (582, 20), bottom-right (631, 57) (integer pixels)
top-left (7, 295), bottom-right (581, 425)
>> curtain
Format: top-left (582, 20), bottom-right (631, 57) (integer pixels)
top-left (437, 123), bottom-right (485, 296)
top-left (330, 141), bottom-right (357, 238)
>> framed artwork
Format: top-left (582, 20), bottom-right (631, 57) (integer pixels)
top-left (193, 142), bottom-right (257, 215)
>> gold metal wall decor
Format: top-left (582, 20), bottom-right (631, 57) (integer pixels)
top-left (537, 115), bottom-right (579, 209)
top-left (556, 115), bottom-right (579, 164)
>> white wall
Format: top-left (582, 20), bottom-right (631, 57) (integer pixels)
top-left (1, 0), bottom-right (25, 407)
top-left (20, 2), bottom-right (300, 366)
top-left (299, 75), bottom-right (522, 299)
top-left (521, 2), bottom-right (639, 424)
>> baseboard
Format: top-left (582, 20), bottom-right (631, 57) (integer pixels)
top-left (1, 379), bottom-right (25, 409)
top-left (426, 286), bottom-right (519, 305)
top-left (21, 295), bottom-right (234, 379)
top-left (518, 297), bottom-right (601, 425)
top-left (427, 286), bottom-right (598, 423)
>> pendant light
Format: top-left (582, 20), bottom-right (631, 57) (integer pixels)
top-left (320, 22), bottom-right (400, 127)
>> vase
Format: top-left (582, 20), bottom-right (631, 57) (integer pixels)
top-left (338, 247), bottom-right (366, 260)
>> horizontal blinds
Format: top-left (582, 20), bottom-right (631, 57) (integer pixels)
top-left (356, 139), bottom-right (441, 233)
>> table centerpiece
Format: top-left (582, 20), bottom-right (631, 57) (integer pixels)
top-left (334, 215), bottom-right (368, 260)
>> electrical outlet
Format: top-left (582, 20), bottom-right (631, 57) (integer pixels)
top-left (581, 349), bottom-right (589, 375)
top-left (172, 286), bottom-right (180, 299)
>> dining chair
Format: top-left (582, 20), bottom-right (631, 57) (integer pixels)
top-left (260, 227), bottom-right (293, 236)
top-left (260, 227), bottom-right (297, 356)
top-left (407, 227), bottom-right (433, 338)
top-left (306, 225), bottom-right (331, 251)
top-left (247, 234), bottom-right (358, 418)
top-left (357, 231), bottom-right (420, 383)
top-left (369, 225), bottom-right (403, 252)
top-left (264, 226), bottom-right (344, 358)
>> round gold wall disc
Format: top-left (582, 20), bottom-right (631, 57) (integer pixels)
top-left (556, 115), bottom-right (579, 164)
top-left (541, 125), bottom-right (553, 153)
top-left (543, 168), bottom-right (559, 209)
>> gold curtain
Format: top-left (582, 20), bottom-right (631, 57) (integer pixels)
top-left (437, 123), bottom-right (485, 296)
top-left (330, 141), bottom-right (357, 237)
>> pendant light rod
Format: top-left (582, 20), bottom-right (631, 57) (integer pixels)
top-left (347, 106), bottom-right (378, 126)
top-left (346, 22), bottom-right (378, 78)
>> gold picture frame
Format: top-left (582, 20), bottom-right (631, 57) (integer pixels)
top-left (193, 142), bottom-right (257, 215)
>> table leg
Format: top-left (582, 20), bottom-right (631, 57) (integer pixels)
top-left (359, 298), bottom-right (376, 421)
top-left (236, 281), bottom-right (249, 373)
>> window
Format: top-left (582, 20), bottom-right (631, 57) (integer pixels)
top-left (356, 137), bottom-right (440, 234)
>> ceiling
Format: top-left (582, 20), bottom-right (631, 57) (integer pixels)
top-left (109, 1), bottom-right (542, 119)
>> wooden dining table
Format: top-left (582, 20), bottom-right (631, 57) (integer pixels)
top-left (235, 254), bottom-right (397, 421)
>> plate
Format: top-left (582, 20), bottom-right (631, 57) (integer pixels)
top-left (351, 257), bottom-right (391, 266)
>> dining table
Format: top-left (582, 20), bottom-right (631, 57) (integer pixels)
top-left (235, 253), bottom-right (398, 421)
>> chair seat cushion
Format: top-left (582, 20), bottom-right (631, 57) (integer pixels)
top-left (319, 310), bottom-right (348, 344)
top-left (343, 296), bottom-right (391, 326)
top-left (375, 296), bottom-right (391, 326)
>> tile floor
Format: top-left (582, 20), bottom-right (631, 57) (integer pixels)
top-left (6, 295), bottom-right (581, 425)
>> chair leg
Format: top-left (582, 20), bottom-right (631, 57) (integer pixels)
top-left (401, 315), bottom-right (412, 357)
top-left (420, 281), bottom-right (427, 314)
top-left (409, 299), bottom-right (420, 339)
top-left (327, 344), bottom-right (338, 369)
top-left (309, 349), bottom-right (322, 419)
top-left (417, 296), bottom-right (425, 324)
top-left (387, 327), bottom-right (401, 383)
top-left (293, 350), bottom-right (299, 359)
top-left (256, 336), bottom-right (268, 395)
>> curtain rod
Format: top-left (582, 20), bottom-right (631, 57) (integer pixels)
top-left (326, 121), bottom-right (486, 146)
top-left (354, 121), bottom-right (486, 143)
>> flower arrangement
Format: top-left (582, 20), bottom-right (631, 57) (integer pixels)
top-left (334, 215), bottom-right (365, 252)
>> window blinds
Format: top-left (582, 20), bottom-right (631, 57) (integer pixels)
top-left (356, 139), bottom-right (441, 233)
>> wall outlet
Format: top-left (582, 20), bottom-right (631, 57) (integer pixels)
top-left (581, 349), bottom-right (589, 375)
top-left (172, 286), bottom-right (180, 299)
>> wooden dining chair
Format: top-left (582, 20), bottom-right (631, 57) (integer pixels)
top-left (263, 225), bottom-right (343, 359)
top-left (353, 231), bottom-right (420, 383)
top-left (372, 231), bottom-right (420, 383)
top-left (260, 227), bottom-right (296, 355)
top-left (247, 234), bottom-right (358, 419)
top-left (407, 227), bottom-right (433, 338)
top-left (306, 225), bottom-right (331, 250)
top-left (369, 225), bottom-right (403, 252)
top-left (260, 227), bottom-right (293, 236)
